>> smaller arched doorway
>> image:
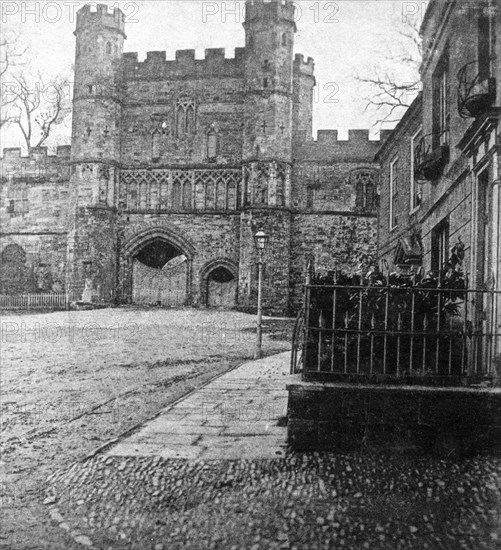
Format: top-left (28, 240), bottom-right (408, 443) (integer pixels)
top-left (203, 261), bottom-right (238, 308)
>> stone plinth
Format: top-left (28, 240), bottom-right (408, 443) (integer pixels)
top-left (287, 379), bottom-right (501, 455)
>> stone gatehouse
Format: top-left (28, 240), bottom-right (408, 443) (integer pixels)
top-left (0, 1), bottom-right (389, 314)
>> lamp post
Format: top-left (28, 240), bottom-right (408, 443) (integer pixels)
top-left (253, 229), bottom-right (269, 359)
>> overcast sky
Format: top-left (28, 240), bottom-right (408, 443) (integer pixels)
top-left (1, 0), bottom-right (426, 151)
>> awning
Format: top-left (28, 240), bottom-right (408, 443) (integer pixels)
top-left (394, 235), bottom-right (422, 266)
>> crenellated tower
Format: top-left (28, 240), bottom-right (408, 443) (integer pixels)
top-left (66, 4), bottom-right (126, 302)
top-left (239, 0), bottom-right (296, 313)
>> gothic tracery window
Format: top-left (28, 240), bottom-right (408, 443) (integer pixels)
top-left (176, 99), bottom-right (196, 136)
top-left (353, 170), bottom-right (377, 213)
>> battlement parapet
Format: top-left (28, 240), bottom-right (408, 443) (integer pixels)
top-left (315, 129), bottom-right (389, 144)
top-left (123, 52), bottom-right (138, 62)
top-left (75, 4), bottom-right (126, 37)
top-left (295, 129), bottom-right (389, 162)
top-left (245, 0), bottom-right (296, 24)
top-left (57, 145), bottom-right (72, 157)
top-left (1, 146), bottom-right (72, 181)
top-left (2, 147), bottom-right (71, 160)
top-left (3, 148), bottom-right (22, 159)
top-left (176, 49), bottom-right (195, 62)
top-left (293, 54), bottom-right (315, 77)
top-left (146, 51), bottom-right (166, 62)
top-left (123, 48), bottom-right (247, 79)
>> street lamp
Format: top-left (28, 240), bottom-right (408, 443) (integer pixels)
top-left (253, 229), bottom-right (269, 359)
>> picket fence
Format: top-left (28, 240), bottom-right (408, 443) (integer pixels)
top-left (0, 293), bottom-right (70, 311)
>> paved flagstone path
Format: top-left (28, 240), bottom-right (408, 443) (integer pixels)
top-left (106, 351), bottom-right (291, 460)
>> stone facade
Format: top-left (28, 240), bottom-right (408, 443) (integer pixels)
top-left (0, 1), bottom-right (386, 314)
top-left (0, 147), bottom-right (71, 294)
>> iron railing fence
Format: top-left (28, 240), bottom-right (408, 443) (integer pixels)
top-left (290, 306), bottom-right (304, 374)
top-left (414, 129), bottom-right (450, 182)
top-left (0, 293), bottom-right (70, 311)
top-left (293, 284), bottom-right (501, 386)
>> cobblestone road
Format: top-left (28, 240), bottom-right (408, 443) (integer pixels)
top-left (40, 352), bottom-right (501, 550)
top-left (0, 308), bottom-right (292, 549)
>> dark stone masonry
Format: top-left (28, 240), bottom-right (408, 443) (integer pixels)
top-left (287, 381), bottom-right (501, 454)
top-left (0, 1), bottom-right (387, 314)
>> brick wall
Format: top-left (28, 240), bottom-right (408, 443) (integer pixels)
top-left (377, 96), bottom-right (422, 273)
top-left (409, 0), bottom-right (500, 286)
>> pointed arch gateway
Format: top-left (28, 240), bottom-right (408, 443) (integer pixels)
top-left (122, 227), bottom-right (196, 307)
top-left (200, 259), bottom-right (238, 308)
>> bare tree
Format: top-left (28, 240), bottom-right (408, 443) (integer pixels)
top-left (0, 33), bottom-right (26, 128)
top-left (8, 72), bottom-right (71, 151)
top-left (355, 18), bottom-right (423, 127)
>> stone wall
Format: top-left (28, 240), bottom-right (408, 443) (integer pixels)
top-left (294, 130), bottom-right (391, 164)
top-left (0, 147), bottom-right (71, 294)
top-left (289, 214), bottom-right (377, 311)
top-left (117, 212), bottom-right (241, 306)
top-left (287, 380), bottom-right (501, 454)
top-left (238, 208), bottom-right (292, 315)
top-left (120, 72), bottom-right (245, 166)
top-left (0, 1), bottom-right (389, 312)
top-left (292, 160), bottom-right (378, 212)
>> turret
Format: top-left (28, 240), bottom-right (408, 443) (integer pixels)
top-left (293, 54), bottom-right (316, 145)
top-left (238, 0), bottom-right (296, 314)
top-left (66, 4), bottom-right (126, 302)
top-left (72, 4), bottom-right (125, 171)
top-left (242, 0), bottom-right (295, 163)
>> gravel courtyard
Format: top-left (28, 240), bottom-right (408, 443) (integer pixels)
top-left (0, 307), bottom-right (292, 549)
